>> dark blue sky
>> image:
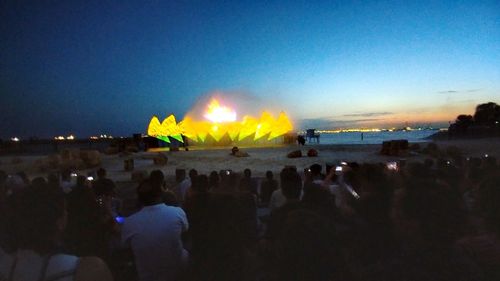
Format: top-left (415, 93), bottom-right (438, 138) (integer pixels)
top-left (1, 0), bottom-right (499, 138)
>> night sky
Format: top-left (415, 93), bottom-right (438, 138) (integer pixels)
top-left (1, 1), bottom-right (499, 139)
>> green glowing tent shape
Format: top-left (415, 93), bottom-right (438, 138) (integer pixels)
top-left (157, 135), bottom-right (171, 143)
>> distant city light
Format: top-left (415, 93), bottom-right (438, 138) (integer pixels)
top-left (90, 134), bottom-right (113, 140)
top-left (99, 134), bottom-right (113, 139)
top-left (314, 126), bottom-right (444, 134)
top-left (316, 128), bottom-right (383, 134)
top-left (67, 135), bottom-right (75, 140)
top-left (11, 137), bottom-right (20, 142)
top-left (54, 136), bottom-right (65, 140)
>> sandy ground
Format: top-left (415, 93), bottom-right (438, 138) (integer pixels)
top-left (1, 138), bottom-right (499, 182)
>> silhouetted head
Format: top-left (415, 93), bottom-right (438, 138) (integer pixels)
top-left (244, 168), bottom-right (251, 178)
top-left (231, 146), bottom-right (239, 155)
top-left (309, 163), bottom-right (322, 176)
top-left (60, 169), bottom-right (71, 181)
top-left (149, 169), bottom-right (165, 188)
top-left (266, 170), bottom-right (274, 180)
top-left (137, 180), bottom-right (162, 206)
top-left (280, 168), bottom-right (302, 200)
top-left (31, 177), bottom-right (47, 188)
top-left (189, 169), bottom-right (198, 180)
top-left (209, 171), bottom-right (220, 189)
top-left (192, 174), bottom-right (209, 193)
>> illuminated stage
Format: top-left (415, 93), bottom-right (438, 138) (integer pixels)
top-left (147, 98), bottom-right (293, 145)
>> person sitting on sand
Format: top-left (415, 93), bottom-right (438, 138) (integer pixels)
top-left (230, 146), bottom-right (249, 157)
top-left (122, 180), bottom-right (189, 281)
top-left (0, 181), bottom-right (113, 281)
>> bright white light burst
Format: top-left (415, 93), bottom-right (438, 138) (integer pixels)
top-left (203, 99), bottom-right (237, 123)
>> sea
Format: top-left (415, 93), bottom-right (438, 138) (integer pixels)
top-left (315, 129), bottom-right (438, 145)
top-left (1, 129), bottom-right (439, 155)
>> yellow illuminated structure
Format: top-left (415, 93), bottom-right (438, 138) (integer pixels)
top-left (147, 98), bottom-right (293, 144)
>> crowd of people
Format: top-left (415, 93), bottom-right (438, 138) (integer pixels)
top-left (0, 154), bottom-right (499, 281)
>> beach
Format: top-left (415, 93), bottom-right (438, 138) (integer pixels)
top-left (1, 138), bottom-right (499, 182)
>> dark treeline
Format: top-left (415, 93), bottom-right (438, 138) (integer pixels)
top-left (449, 102), bottom-right (500, 137)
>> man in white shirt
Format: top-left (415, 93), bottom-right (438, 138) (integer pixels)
top-left (122, 180), bottom-right (189, 281)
